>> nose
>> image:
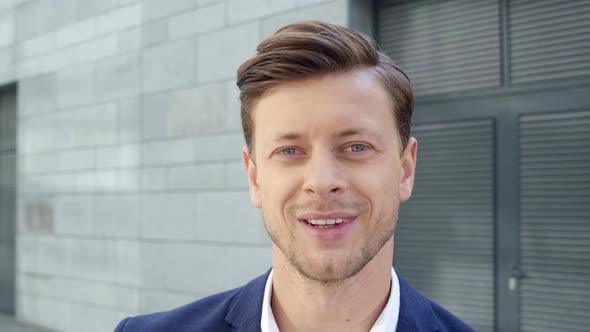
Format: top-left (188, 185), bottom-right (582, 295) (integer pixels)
top-left (302, 152), bottom-right (345, 196)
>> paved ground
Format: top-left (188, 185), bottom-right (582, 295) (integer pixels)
top-left (0, 314), bottom-right (53, 332)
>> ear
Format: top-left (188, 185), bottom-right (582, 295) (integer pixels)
top-left (242, 146), bottom-right (261, 208)
top-left (399, 137), bottom-right (417, 202)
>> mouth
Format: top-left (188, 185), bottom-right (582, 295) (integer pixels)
top-left (302, 218), bottom-right (345, 229)
top-left (297, 216), bottom-right (356, 241)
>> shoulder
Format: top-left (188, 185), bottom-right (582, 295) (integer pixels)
top-left (114, 287), bottom-right (240, 332)
top-left (114, 271), bottom-right (270, 332)
top-left (396, 273), bottom-right (475, 332)
top-left (427, 299), bottom-right (476, 332)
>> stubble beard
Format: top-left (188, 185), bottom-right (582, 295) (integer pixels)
top-left (262, 205), bottom-right (399, 286)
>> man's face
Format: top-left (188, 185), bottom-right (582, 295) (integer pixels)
top-left (243, 69), bottom-right (417, 283)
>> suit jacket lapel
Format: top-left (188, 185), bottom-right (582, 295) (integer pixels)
top-left (225, 269), bottom-right (271, 331)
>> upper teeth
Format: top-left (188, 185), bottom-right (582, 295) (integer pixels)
top-left (307, 219), bottom-right (343, 225)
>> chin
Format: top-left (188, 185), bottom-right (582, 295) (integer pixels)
top-left (292, 252), bottom-right (371, 284)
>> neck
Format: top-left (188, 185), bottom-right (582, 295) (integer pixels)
top-left (270, 238), bottom-right (394, 332)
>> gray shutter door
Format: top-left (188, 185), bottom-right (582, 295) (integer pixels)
top-left (510, 0), bottom-right (590, 84)
top-left (378, 0), bottom-right (501, 95)
top-left (519, 110), bottom-right (590, 332)
top-left (395, 119), bottom-right (495, 332)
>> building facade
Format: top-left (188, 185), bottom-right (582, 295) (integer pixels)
top-left (0, 0), bottom-right (588, 331)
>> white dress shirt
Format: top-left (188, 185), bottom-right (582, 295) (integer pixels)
top-left (261, 267), bottom-right (400, 332)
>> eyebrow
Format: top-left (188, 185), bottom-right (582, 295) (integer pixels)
top-left (336, 128), bottom-right (365, 138)
top-left (273, 128), bottom-right (371, 142)
top-left (274, 132), bottom-right (301, 142)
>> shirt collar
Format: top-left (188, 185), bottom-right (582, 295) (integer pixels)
top-left (260, 269), bottom-right (280, 332)
top-left (261, 267), bottom-right (400, 332)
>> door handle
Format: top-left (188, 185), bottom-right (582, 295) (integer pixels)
top-left (509, 265), bottom-right (528, 291)
top-left (511, 265), bottom-right (528, 279)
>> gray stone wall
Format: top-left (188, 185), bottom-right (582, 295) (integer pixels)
top-left (0, 0), bottom-right (348, 331)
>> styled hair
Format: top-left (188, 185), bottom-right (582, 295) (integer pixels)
top-left (236, 21), bottom-right (413, 154)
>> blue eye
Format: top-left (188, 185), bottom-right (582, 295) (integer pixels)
top-left (347, 144), bottom-right (368, 152)
top-left (280, 147), bottom-right (298, 155)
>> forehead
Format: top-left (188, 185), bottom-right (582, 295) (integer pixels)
top-left (253, 69), bottom-right (395, 132)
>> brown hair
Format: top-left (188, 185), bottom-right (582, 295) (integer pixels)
top-left (237, 21), bottom-right (413, 155)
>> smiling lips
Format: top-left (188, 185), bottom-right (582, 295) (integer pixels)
top-left (296, 212), bottom-right (357, 242)
top-left (305, 219), bottom-right (344, 228)
top-left (298, 215), bottom-right (356, 241)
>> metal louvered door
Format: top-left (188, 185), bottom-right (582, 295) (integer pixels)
top-left (519, 111), bottom-right (590, 332)
top-left (510, 1), bottom-right (590, 331)
top-left (378, 0), bottom-right (500, 330)
top-left (395, 119), bottom-right (496, 331)
top-left (510, 0), bottom-right (590, 84)
top-left (378, 0), bottom-right (501, 95)
top-left (376, 0), bottom-right (590, 330)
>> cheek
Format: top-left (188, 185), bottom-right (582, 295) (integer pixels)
top-left (259, 168), bottom-right (301, 208)
top-left (375, 180), bottom-right (399, 209)
top-left (350, 172), bottom-right (392, 209)
top-left (368, 166), bottom-right (402, 212)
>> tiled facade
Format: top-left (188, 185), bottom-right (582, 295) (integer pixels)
top-left (0, 1), bottom-right (349, 330)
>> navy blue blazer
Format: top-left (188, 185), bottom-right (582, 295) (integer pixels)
top-left (115, 270), bottom-right (475, 331)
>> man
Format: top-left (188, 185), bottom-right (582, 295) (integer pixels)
top-left (115, 21), bottom-right (474, 332)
